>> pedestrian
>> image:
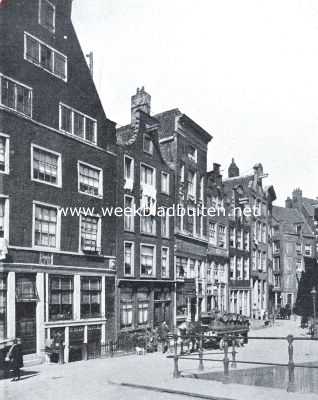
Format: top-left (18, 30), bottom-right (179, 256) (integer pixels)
top-left (6, 338), bottom-right (23, 381)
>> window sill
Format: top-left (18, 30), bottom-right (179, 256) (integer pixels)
top-left (78, 190), bottom-right (103, 200)
top-left (0, 170), bottom-right (9, 176)
top-left (32, 177), bottom-right (62, 189)
top-left (33, 245), bottom-right (60, 252)
top-left (59, 129), bottom-right (97, 146)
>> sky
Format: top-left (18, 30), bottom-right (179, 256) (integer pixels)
top-left (72, 0), bottom-right (318, 206)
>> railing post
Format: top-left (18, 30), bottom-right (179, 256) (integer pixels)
top-left (287, 335), bottom-right (296, 392)
top-left (198, 332), bottom-right (204, 371)
top-left (173, 334), bottom-right (180, 378)
top-left (231, 337), bottom-right (237, 368)
top-left (223, 336), bottom-right (230, 383)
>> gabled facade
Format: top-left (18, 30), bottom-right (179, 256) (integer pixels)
top-left (116, 88), bottom-right (175, 335)
top-left (224, 161), bottom-right (276, 319)
top-left (0, 0), bottom-right (117, 361)
top-left (206, 163), bottom-right (229, 313)
top-left (157, 107), bottom-right (212, 324)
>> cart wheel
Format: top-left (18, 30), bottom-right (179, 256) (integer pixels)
top-left (219, 338), bottom-right (225, 350)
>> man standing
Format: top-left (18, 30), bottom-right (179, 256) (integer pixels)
top-left (7, 338), bottom-right (23, 381)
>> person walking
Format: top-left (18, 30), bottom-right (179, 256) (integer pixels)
top-left (6, 338), bottom-right (23, 381)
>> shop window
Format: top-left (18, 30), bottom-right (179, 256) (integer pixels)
top-left (49, 275), bottom-right (73, 321)
top-left (81, 277), bottom-right (101, 319)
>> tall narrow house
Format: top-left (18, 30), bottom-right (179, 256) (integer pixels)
top-left (157, 107), bottom-right (212, 325)
top-left (116, 88), bottom-right (175, 337)
top-left (0, 0), bottom-right (117, 362)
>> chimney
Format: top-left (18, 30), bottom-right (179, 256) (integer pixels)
top-left (292, 188), bottom-right (302, 201)
top-left (86, 52), bottom-right (94, 77)
top-left (228, 158), bottom-right (239, 178)
top-left (213, 163), bottom-right (221, 175)
top-left (285, 197), bottom-right (293, 208)
top-left (131, 87), bottom-right (151, 126)
top-left (253, 163), bottom-right (264, 177)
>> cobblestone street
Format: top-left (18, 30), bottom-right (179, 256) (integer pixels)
top-left (1, 320), bottom-right (318, 400)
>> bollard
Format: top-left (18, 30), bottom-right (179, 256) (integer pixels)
top-left (231, 338), bottom-right (237, 368)
top-left (58, 344), bottom-right (65, 364)
top-left (198, 333), bottom-right (204, 371)
top-left (223, 337), bottom-right (230, 384)
top-left (82, 343), bottom-right (88, 361)
top-left (287, 335), bottom-right (296, 392)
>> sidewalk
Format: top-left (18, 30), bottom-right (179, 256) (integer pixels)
top-left (1, 320), bottom-right (317, 400)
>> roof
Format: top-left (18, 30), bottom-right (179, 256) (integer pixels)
top-left (154, 109), bottom-right (212, 142)
top-left (302, 197), bottom-right (318, 217)
top-left (223, 174), bottom-right (254, 195)
top-left (272, 206), bottom-right (314, 236)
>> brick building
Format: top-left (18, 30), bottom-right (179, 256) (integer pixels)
top-left (205, 163), bottom-right (229, 313)
top-left (272, 204), bottom-right (316, 310)
top-left (116, 88), bottom-right (175, 336)
top-left (224, 161), bottom-right (276, 318)
top-left (156, 107), bottom-right (212, 324)
top-left (0, 0), bottom-right (117, 362)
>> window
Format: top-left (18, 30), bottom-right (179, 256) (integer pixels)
top-left (199, 176), bottom-right (204, 203)
top-left (262, 252), bottom-right (266, 271)
top-left (274, 257), bottom-right (280, 272)
top-left (188, 145), bottom-right (197, 162)
top-left (305, 244), bottom-right (312, 256)
top-left (187, 170), bottom-right (196, 199)
top-left (252, 250), bottom-right (257, 270)
top-left (161, 172), bottom-right (169, 194)
top-left (176, 257), bottom-right (187, 278)
top-left (0, 75), bottom-right (32, 117)
top-left (60, 104), bottom-right (97, 143)
top-left (24, 33), bottom-right (67, 81)
top-left (237, 257), bottom-right (243, 280)
top-left (120, 290), bottom-right (133, 328)
top-left (39, 0), bottom-right (55, 32)
top-left (49, 275), bottom-right (73, 321)
top-left (161, 210), bottom-right (169, 238)
top-left (243, 259), bottom-right (249, 280)
top-left (296, 243), bottom-right (301, 254)
top-left (137, 291), bottom-right (149, 325)
top-left (208, 223), bottom-right (216, 244)
top-left (218, 225), bottom-right (226, 248)
top-left (140, 215), bottom-right (156, 235)
top-left (140, 164), bottom-right (155, 186)
top-left (124, 196), bottom-right (134, 232)
top-left (78, 162), bottom-right (102, 197)
top-left (81, 277), bottom-right (101, 319)
top-left (32, 145), bottom-right (61, 187)
top-left (140, 244), bottom-right (155, 276)
top-left (180, 163), bottom-right (185, 182)
top-left (243, 231), bottom-right (249, 251)
top-left (0, 198), bottom-right (8, 245)
top-left (187, 212), bottom-right (195, 235)
top-left (189, 259), bottom-right (196, 278)
top-left (124, 242), bottom-right (134, 276)
top-left (124, 156), bottom-right (134, 190)
top-left (80, 215), bottom-right (101, 253)
top-left (230, 227), bottom-right (235, 247)
top-left (143, 134), bottom-right (153, 154)
top-left (34, 203), bottom-right (59, 249)
top-left (236, 229), bottom-right (242, 249)
top-left (161, 247), bottom-right (169, 278)
top-left (262, 224), bottom-right (267, 243)
top-left (230, 257), bottom-right (235, 279)
top-left (0, 135), bottom-right (9, 174)
top-left (16, 274), bottom-right (38, 302)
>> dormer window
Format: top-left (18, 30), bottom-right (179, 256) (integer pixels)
top-left (143, 134), bottom-right (153, 154)
top-left (39, 0), bottom-right (56, 33)
top-left (188, 145), bottom-right (197, 162)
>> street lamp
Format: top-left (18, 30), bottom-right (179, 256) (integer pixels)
top-left (310, 287), bottom-right (317, 337)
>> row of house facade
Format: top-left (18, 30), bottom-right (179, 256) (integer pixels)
top-left (0, 0), bottom-right (317, 364)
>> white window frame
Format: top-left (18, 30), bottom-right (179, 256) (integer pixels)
top-left (140, 162), bottom-right (156, 188)
top-left (78, 213), bottom-right (102, 254)
top-left (24, 32), bottom-right (68, 82)
top-left (77, 160), bottom-right (103, 199)
top-left (140, 243), bottom-right (156, 277)
top-left (140, 214), bottom-right (156, 236)
top-left (305, 244), bottom-right (312, 256)
top-left (188, 145), bottom-right (197, 163)
top-left (31, 144), bottom-right (62, 188)
top-left (143, 133), bottom-right (153, 155)
top-left (124, 241), bottom-right (134, 277)
top-left (59, 103), bottom-right (97, 144)
top-left (124, 195), bottom-right (134, 232)
top-left (161, 211), bottom-right (169, 238)
top-left (0, 73), bottom-right (33, 118)
top-left (0, 133), bottom-right (10, 175)
top-left (32, 201), bottom-right (61, 251)
top-left (38, 0), bottom-right (56, 33)
top-left (187, 170), bottom-right (196, 200)
top-left (0, 195), bottom-right (10, 243)
top-left (124, 155), bottom-right (134, 190)
top-left (161, 171), bottom-right (170, 195)
top-left (161, 246), bottom-right (169, 278)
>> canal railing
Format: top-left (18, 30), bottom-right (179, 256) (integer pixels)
top-left (167, 334), bottom-right (318, 393)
